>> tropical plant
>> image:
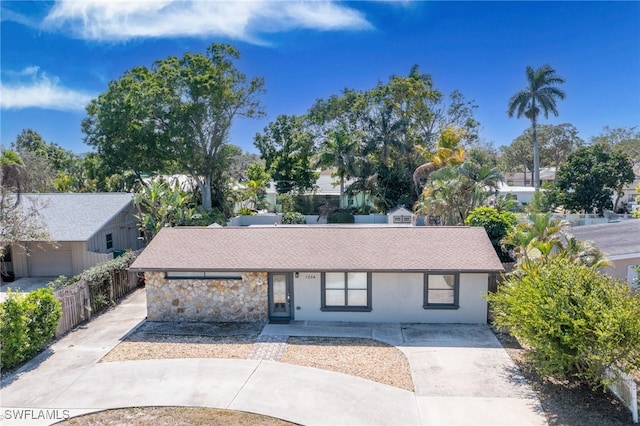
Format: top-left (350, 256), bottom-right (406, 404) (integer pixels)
top-left (413, 126), bottom-right (467, 192)
top-left (508, 65), bottom-right (566, 189)
top-left (415, 162), bottom-right (502, 226)
top-left (500, 212), bottom-right (569, 263)
top-left (134, 179), bottom-right (222, 242)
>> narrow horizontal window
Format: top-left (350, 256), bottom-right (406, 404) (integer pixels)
top-left (165, 271), bottom-right (242, 280)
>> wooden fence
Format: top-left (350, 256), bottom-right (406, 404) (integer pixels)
top-left (53, 268), bottom-right (142, 338)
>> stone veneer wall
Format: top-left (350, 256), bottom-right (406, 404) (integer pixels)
top-left (145, 271), bottom-right (268, 321)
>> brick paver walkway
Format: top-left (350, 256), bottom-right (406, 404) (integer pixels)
top-left (248, 334), bottom-right (288, 361)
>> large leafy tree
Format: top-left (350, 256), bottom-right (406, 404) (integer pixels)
top-left (590, 126), bottom-right (640, 168)
top-left (541, 123), bottom-right (583, 171)
top-left (11, 129), bottom-right (80, 192)
top-left (508, 65), bottom-right (566, 189)
top-left (84, 43), bottom-right (265, 211)
top-left (254, 114), bottom-right (318, 194)
top-left (555, 145), bottom-right (634, 214)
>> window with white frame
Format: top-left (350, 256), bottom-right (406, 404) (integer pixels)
top-left (424, 273), bottom-right (459, 309)
top-left (321, 272), bottom-right (371, 311)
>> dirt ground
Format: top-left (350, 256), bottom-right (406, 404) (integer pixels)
top-left (494, 330), bottom-right (639, 425)
top-left (57, 407), bottom-right (297, 426)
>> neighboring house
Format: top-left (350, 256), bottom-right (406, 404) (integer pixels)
top-left (264, 169), bottom-right (371, 211)
top-left (5, 193), bottom-right (144, 278)
top-left (567, 220), bottom-right (640, 286)
top-left (496, 183), bottom-right (537, 205)
top-left (129, 226), bottom-right (504, 324)
top-left (503, 167), bottom-right (557, 187)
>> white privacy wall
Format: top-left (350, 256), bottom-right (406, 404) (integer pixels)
top-left (292, 272), bottom-right (488, 323)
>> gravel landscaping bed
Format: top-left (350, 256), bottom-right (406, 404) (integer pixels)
top-left (494, 330), bottom-right (639, 426)
top-left (282, 337), bottom-right (413, 391)
top-left (100, 322), bottom-right (414, 391)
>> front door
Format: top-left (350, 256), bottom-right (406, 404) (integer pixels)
top-left (269, 273), bottom-right (292, 321)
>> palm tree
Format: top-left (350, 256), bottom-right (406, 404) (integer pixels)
top-left (413, 126), bottom-right (466, 194)
top-left (415, 162), bottom-right (503, 226)
top-left (318, 123), bottom-right (359, 209)
top-left (508, 65), bottom-right (566, 190)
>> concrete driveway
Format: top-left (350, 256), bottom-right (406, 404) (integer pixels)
top-left (0, 277), bottom-right (56, 301)
top-left (1, 290), bottom-right (546, 425)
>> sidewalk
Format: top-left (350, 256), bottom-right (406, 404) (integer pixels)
top-left (1, 292), bottom-right (547, 425)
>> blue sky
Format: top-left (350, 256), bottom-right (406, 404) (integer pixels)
top-left (1, 1), bottom-right (639, 155)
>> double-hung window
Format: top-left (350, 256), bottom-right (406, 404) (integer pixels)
top-left (321, 272), bottom-right (371, 311)
top-left (424, 273), bottom-right (459, 309)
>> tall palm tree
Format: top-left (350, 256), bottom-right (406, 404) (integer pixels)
top-left (508, 65), bottom-right (566, 190)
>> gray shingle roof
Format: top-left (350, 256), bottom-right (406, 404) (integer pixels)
top-left (130, 226), bottom-right (504, 272)
top-left (20, 193), bottom-right (134, 241)
top-left (567, 220), bottom-right (640, 257)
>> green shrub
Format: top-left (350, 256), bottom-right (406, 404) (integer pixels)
top-left (24, 288), bottom-right (62, 354)
top-left (0, 287), bottom-right (62, 369)
top-left (80, 250), bottom-right (137, 285)
top-left (48, 275), bottom-right (80, 291)
top-left (488, 258), bottom-right (640, 389)
top-left (465, 206), bottom-right (517, 262)
top-left (236, 207), bottom-right (255, 216)
top-left (328, 209), bottom-right (355, 224)
top-left (281, 212), bottom-right (306, 224)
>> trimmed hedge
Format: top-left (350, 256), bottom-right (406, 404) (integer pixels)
top-left (0, 287), bottom-right (62, 369)
top-left (328, 209), bottom-right (355, 224)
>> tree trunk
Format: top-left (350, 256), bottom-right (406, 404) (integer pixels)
top-left (201, 176), bottom-right (212, 211)
top-left (339, 175), bottom-right (345, 209)
top-left (532, 115), bottom-right (540, 190)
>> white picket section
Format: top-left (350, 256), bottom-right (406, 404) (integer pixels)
top-left (604, 367), bottom-right (638, 423)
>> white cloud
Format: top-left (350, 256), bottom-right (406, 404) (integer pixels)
top-left (0, 67), bottom-right (94, 112)
top-left (42, 0), bottom-right (373, 43)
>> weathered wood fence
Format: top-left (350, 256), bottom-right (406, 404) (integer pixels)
top-left (53, 269), bottom-right (141, 338)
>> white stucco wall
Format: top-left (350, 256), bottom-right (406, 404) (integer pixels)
top-left (292, 272), bottom-right (488, 323)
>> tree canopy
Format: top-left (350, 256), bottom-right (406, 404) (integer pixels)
top-left (554, 144), bottom-right (634, 214)
top-left (83, 43), bottom-right (265, 212)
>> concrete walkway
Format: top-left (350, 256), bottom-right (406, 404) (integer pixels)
top-left (1, 290), bottom-right (547, 425)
